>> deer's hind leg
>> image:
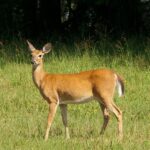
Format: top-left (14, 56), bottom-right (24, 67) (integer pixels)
top-left (99, 103), bottom-right (110, 135)
top-left (109, 102), bottom-right (123, 139)
top-left (103, 99), bottom-right (123, 139)
top-left (95, 88), bottom-right (123, 139)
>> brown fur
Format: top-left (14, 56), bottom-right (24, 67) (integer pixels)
top-left (27, 41), bottom-right (124, 141)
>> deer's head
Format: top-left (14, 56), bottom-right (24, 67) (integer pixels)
top-left (27, 40), bottom-right (52, 66)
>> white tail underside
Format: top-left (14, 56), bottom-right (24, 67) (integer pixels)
top-left (116, 79), bottom-right (123, 97)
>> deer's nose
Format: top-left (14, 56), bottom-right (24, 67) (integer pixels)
top-left (31, 61), bottom-right (34, 64)
top-left (31, 59), bottom-right (35, 64)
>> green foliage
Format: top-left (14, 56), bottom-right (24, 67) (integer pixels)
top-left (0, 39), bottom-right (150, 149)
top-left (0, 0), bottom-right (149, 38)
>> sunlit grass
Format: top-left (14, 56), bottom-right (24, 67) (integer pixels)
top-left (0, 39), bottom-right (150, 149)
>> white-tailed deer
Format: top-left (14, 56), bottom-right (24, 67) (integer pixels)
top-left (27, 41), bottom-right (124, 141)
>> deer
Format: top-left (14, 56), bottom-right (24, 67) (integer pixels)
top-left (27, 41), bottom-right (124, 141)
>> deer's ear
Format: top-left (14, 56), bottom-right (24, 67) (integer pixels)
top-left (27, 40), bottom-right (36, 52)
top-left (42, 43), bottom-right (52, 54)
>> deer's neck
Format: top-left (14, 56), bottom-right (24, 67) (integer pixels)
top-left (32, 63), bottom-right (46, 88)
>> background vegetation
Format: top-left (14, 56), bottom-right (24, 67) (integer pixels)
top-left (0, 0), bottom-right (150, 39)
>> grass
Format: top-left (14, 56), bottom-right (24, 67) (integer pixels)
top-left (0, 38), bottom-right (150, 150)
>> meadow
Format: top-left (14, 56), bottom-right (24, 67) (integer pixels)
top-left (0, 38), bottom-right (150, 150)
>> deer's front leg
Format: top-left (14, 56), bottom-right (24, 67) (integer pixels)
top-left (60, 104), bottom-right (70, 139)
top-left (45, 102), bottom-right (58, 141)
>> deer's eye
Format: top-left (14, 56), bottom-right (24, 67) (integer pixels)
top-left (38, 55), bottom-right (42, 58)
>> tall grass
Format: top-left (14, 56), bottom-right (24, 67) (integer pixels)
top-left (0, 37), bottom-right (150, 149)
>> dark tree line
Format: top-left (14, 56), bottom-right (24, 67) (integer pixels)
top-left (0, 0), bottom-right (150, 39)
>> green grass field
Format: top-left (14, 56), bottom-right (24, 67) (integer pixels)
top-left (0, 39), bottom-right (150, 150)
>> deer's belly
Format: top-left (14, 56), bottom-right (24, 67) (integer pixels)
top-left (59, 96), bottom-right (94, 104)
